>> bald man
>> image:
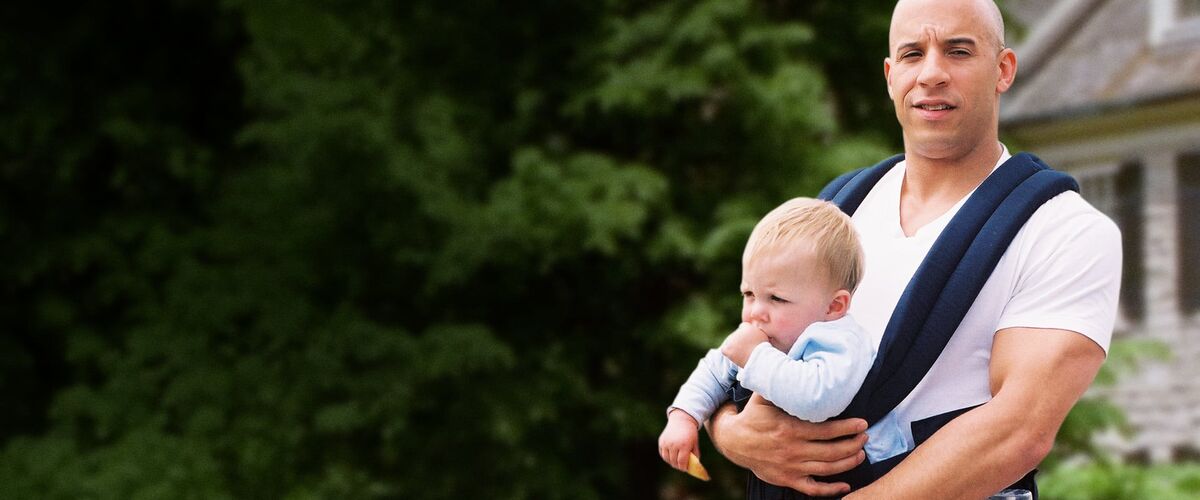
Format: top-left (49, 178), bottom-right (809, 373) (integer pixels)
top-left (706, 1), bottom-right (1120, 498)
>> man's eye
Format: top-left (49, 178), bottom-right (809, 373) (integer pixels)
top-left (901, 51), bottom-right (922, 59)
top-left (949, 49), bottom-right (971, 56)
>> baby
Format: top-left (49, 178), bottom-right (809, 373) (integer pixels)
top-left (658, 197), bottom-right (901, 479)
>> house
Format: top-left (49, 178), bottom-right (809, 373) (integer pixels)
top-left (1000, 0), bottom-right (1200, 462)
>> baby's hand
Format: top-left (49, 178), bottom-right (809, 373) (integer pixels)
top-left (720, 322), bottom-right (770, 367)
top-left (658, 410), bottom-right (700, 473)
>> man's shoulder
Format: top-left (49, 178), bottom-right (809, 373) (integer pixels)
top-left (1028, 190), bottom-right (1119, 236)
top-left (1011, 189), bottom-right (1122, 268)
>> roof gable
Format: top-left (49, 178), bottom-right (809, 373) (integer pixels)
top-left (1001, 0), bottom-right (1200, 126)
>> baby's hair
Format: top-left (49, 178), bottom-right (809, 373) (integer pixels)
top-left (742, 197), bottom-right (865, 293)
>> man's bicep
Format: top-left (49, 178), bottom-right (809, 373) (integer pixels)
top-left (989, 327), bottom-right (1106, 426)
top-left (999, 207), bottom-right (1122, 353)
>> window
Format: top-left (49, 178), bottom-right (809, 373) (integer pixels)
top-left (1178, 151), bottom-right (1200, 315)
top-left (1151, 0), bottom-right (1200, 45)
top-left (1115, 162), bottom-right (1144, 322)
top-left (1185, 0), bottom-right (1200, 16)
top-left (1077, 164), bottom-right (1144, 324)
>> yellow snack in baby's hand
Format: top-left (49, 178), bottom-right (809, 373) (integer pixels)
top-left (686, 453), bottom-right (710, 481)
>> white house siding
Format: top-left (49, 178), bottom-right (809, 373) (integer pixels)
top-left (1000, 0), bottom-right (1200, 462)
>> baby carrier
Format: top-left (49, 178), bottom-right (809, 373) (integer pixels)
top-left (739, 152), bottom-right (1078, 500)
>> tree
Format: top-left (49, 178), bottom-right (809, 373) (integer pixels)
top-left (0, 0), bottom-right (899, 498)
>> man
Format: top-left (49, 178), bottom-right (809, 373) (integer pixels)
top-left (706, 0), bottom-right (1121, 498)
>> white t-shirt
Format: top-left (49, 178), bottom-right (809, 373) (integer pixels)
top-left (847, 146), bottom-right (1122, 451)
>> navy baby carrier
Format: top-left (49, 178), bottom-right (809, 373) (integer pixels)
top-left (738, 152), bottom-right (1078, 500)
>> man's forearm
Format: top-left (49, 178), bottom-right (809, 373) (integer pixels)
top-left (846, 396), bottom-right (1046, 499)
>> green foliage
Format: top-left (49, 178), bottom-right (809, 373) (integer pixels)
top-left (1040, 462), bottom-right (1200, 500)
top-left (1044, 339), bottom-right (1172, 470)
top-left (1038, 339), bottom-right (1186, 499)
top-left (0, 431), bottom-right (231, 500)
top-left (0, 0), bottom-right (907, 498)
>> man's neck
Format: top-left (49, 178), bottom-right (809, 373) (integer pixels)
top-left (897, 140), bottom-right (1003, 237)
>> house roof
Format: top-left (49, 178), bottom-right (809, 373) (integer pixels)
top-left (1000, 0), bottom-right (1200, 127)
top-left (1004, 0), bottom-right (1066, 40)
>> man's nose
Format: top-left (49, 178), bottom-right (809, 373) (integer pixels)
top-left (917, 53), bottom-right (949, 88)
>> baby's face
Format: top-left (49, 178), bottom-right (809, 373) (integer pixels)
top-left (740, 249), bottom-right (835, 352)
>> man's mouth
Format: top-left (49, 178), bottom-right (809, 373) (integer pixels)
top-left (915, 103), bottom-right (955, 111)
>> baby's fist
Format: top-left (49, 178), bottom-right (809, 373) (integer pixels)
top-left (658, 410), bottom-right (700, 472)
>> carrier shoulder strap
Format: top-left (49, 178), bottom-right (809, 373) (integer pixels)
top-left (817, 154), bottom-right (904, 214)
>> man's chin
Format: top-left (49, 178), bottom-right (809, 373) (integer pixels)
top-left (903, 133), bottom-right (974, 160)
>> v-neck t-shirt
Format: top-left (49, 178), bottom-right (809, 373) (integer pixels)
top-left (845, 146), bottom-right (1121, 451)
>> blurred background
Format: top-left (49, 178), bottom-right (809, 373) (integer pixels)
top-left (1, 0), bottom-right (1197, 498)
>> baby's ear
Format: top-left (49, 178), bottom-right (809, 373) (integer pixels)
top-left (826, 290), bottom-right (851, 320)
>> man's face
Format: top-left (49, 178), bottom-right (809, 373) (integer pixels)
top-left (884, 0), bottom-right (1015, 160)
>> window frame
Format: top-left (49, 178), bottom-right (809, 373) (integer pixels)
top-left (1151, 0), bottom-right (1200, 46)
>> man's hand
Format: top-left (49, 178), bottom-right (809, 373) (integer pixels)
top-left (708, 393), bottom-right (868, 496)
top-left (720, 322), bottom-right (769, 367)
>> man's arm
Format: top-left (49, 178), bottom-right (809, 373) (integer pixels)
top-left (707, 393), bottom-right (868, 497)
top-left (845, 327), bottom-right (1105, 499)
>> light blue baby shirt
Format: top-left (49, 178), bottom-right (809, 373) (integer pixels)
top-left (668, 315), bottom-right (907, 462)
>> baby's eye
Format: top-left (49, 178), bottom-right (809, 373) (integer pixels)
top-left (770, 295), bottom-right (789, 303)
top-left (742, 291), bottom-right (754, 299)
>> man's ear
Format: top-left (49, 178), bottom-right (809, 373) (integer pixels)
top-left (826, 290), bottom-right (852, 320)
top-left (996, 47), bottom-right (1017, 94)
top-left (884, 57), bottom-right (894, 99)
